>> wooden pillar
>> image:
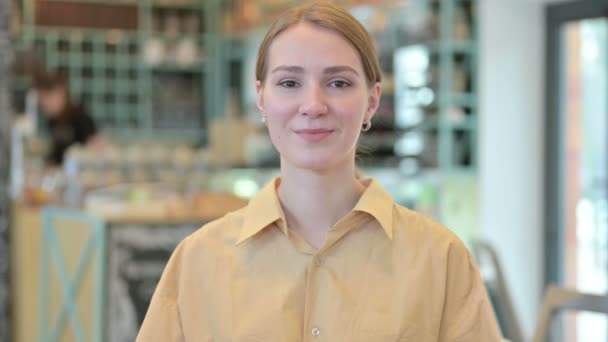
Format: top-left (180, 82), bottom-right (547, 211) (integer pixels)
top-left (0, 0), bottom-right (13, 341)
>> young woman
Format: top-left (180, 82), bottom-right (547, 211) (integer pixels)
top-left (138, 2), bottom-right (501, 341)
top-left (33, 71), bottom-right (100, 166)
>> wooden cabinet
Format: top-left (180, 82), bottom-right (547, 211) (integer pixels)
top-left (10, 205), bottom-right (231, 341)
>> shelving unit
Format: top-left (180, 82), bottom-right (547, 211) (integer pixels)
top-left (388, 0), bottom-right (478, 173)
top-left (12, 0), bottom-right (478, 171)
top-left (13, 0), bottom-right (223, 144)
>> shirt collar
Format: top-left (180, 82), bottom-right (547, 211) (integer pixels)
top-left (353, 178), bottom-right (394, 240)
top-left (236, 177), bottom-right (394, 245)
top-left (237, 177), bottom-right (286, 245)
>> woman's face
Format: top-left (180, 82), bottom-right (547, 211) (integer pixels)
top-left (256, 22), bottom-right (381, 172)
top-left (38, 86), bottom-right (67, 118)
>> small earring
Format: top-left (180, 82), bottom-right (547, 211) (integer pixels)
top-left (362, 120), bottom-right (372, 132)
top-left (261, 116), bottom-right (267, 124)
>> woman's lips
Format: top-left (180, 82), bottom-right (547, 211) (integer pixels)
top-left (294, 128), bottom-right (334, 142)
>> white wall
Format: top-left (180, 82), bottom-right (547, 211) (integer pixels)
top-left (478, 0), bottom-right (572, 337)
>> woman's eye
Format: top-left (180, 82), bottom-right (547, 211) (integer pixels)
top-left (279, 80), bottom-right (298, 88)
top-left (330, 80), bottom-right (350, 88)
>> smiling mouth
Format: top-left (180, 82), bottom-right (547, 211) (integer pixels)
top-left (294, 128), bottom-right (334, 142)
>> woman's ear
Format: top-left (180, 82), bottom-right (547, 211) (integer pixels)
top-left (365, 82), bottom-right (382, 122)
top-left (256, 80), bottom-right (265, 113)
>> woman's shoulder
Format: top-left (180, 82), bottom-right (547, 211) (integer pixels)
top-left (179, 206), bottom-right (249, 250)
top-left (149, 207), bottom-right (249, 300)
top-left (391, 204), bottom-right (468, 253)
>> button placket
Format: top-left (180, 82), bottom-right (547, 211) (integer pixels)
top-left (307, 256), bottom-right (323, 340)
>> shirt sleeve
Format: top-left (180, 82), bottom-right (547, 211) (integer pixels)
top-left (136, 239), bottom-right (188, 342)
top-left (438, 241), bottom-right (503, 342)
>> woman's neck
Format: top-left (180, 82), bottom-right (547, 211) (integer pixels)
top-left (277, 160), bottom-right (366, 248)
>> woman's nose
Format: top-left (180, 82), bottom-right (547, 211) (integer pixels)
top-left (299, 85), bottom-right (328, 118)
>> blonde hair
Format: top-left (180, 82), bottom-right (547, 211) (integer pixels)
top-left (255, 1), bottom-right (382, 87)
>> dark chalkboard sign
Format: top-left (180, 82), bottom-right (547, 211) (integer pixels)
top-left (106, 223), bottom-right (202, 342)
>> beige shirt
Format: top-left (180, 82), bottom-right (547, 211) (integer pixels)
top-left (137, 178), bottom-right (502, 341)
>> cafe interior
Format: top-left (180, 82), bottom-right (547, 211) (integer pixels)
top-left (0, 0), bottom-right (607, 341)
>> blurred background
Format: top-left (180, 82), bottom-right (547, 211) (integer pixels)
top-left (0, 0), bottom-right (607, 341)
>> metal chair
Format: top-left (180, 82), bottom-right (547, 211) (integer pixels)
top-left (532, 284), bottom-right (608, 342)
top-left (472, 241), bottom-right (525, 342)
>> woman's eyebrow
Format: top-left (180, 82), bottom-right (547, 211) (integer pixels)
top-left (271, 65), bottom-right (305, 74)
top-left (324, 65), bottom-right (359, 77)
top-left (270, 65), bottom-right (360, 77)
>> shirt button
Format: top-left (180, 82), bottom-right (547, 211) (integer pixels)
top-left (313, 258), bottom-right (323, 267)
top-left (311, 327), bottom-right (320, 336)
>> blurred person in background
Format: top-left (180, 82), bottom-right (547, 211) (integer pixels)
top-left (33, 70), bottom-right (101, 167)
top-left (137, 2), bottom-right (501, 341)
